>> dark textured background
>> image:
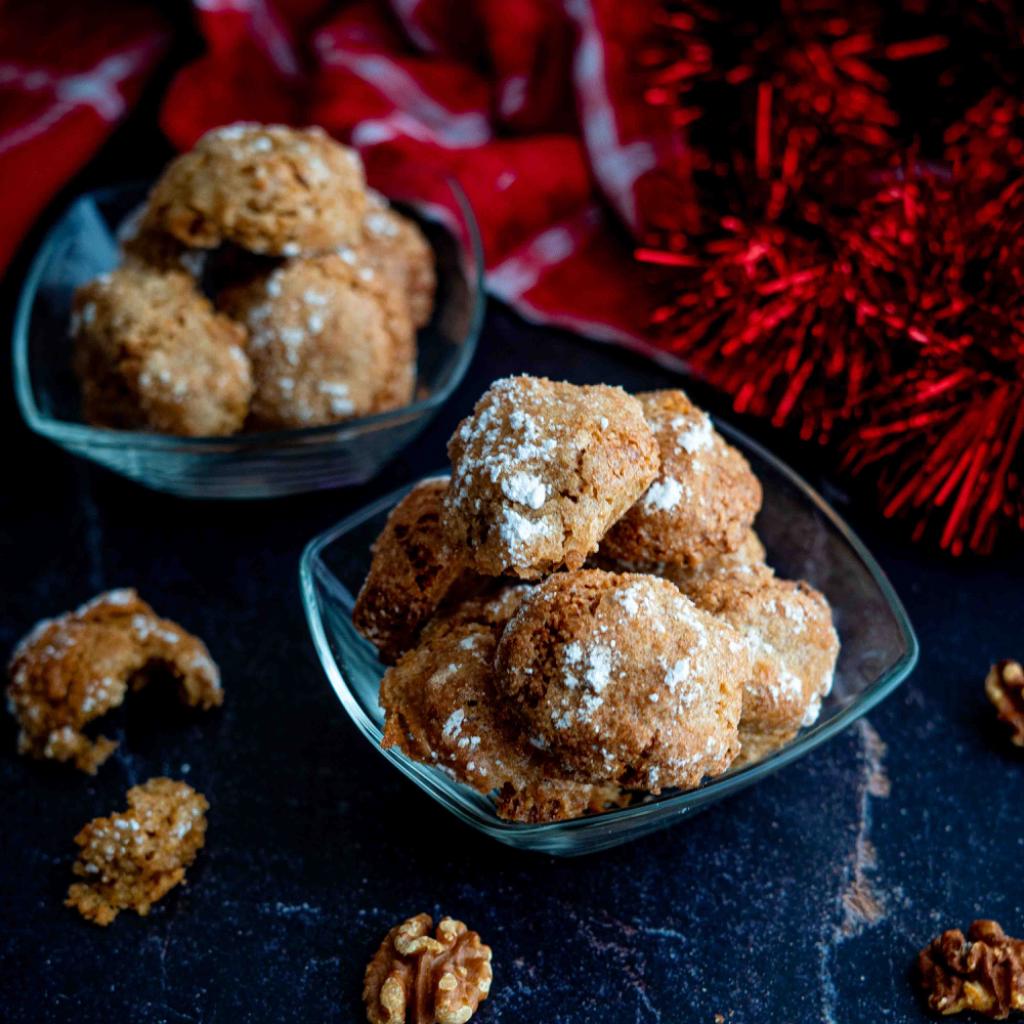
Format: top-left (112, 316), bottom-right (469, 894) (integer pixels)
top-left (2, 103), bottom-right (1023, 1024)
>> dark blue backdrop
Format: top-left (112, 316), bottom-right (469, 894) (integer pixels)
top-left (2, 109), bottom-right (1022, 1024)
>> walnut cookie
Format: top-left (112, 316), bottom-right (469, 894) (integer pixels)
top-left (219, 250), bottom-right (415, 429)
top-left (142, 123), bottom-right (367, 256)
top-left (495, 570), bottom-right (752, 791)
top-left (444, 376), bottom-right (660, 579)
top-left (6, 589), bottom-right (222, 774)
top-left (361, 188), bottom-right (437, 328)
top-left (690, 567), bottom-right (839, 764)
top-left (379, 587), bottom-right (623, 823)
top-left (72, 265), bottom-right (252, 437)
top-left (600, 389), bottom-right (762, 569)
top-left (353, 477), bottom-right (483, 665)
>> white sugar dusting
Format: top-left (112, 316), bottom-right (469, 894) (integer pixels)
top-left (499, 509), bottom-right (555, 554)
top-left (673, 412), bottom-right (715, 454)
top-left (441, 708), bottom-right (465, 741)
top-left (802, 692), bottom-right (823, 727)
top-left (501, 471), bottom-right (547, 509)
top-left (644, 477), bottom-right (685, 512)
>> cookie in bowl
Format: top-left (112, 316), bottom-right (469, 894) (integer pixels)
top-left (142, 123), bottom-right (367, 256)
top-left (219, 251), bottom-right (416, 429)
top-left (72, 266), bottom-right (252, 437)
top-left (444, 376), bottom-right (660, 579)
top-left (600, 389), bottom-right (762, 570)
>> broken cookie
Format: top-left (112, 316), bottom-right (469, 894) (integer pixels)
top-left (6, 589), bottom-right (222, 773)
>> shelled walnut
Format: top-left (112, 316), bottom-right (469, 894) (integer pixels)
top-left (364, 913), bottom-right (492, 1024)
top-left (985, 660), bottom-right (1024, 747)
top-left (917, 919), bottom-right (1024, 1018)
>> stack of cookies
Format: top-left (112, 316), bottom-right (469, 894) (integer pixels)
top-left (353, 376), bottom-right (840, 823)
top-left (71, 123), bottom-right (435, 436)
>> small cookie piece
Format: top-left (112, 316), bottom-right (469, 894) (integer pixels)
top-left (220, 252), bottom-right (415, 428)
top-left (361, 189), bottom-right (436, 328)
top-left (691, 569), bottom-right (839, 764)
top-left (6, 589), bottom-right (223, 774)
top-left (600, 390), bottom-right (762, 568)
top-left (66, 778), bottom-right (208, 926)
top-left (72, 266), bottom-right (252, 436)
top-left (380, 588), bottom-right (621, 822)
top-left (143, 123), bottom-right (367, 256)
top-left (495, 570), bottom-right (750, 791)
top-left (353, 477), bottom-right (483, 664)
top-left (445, 376), bottom-right (660, 579)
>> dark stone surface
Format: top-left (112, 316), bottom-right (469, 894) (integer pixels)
top-left (2, 123), bottom-right (1023, 1024)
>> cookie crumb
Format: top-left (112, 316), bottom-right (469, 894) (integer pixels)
top-left (66, 778), bottom-right (208, 926)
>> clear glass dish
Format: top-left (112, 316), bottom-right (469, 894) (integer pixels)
top-left (299, 422), bottom-right (918, 856)
top-left (13, 180), bottom-right (484, 499)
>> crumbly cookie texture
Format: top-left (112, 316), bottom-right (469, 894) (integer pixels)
top-left (72, 266), bottom-right (252, 436)
top-left (143, 123), bottom-right (367, 256)
top-left (691, 568), bottom-right (838, 765)
top-left (353, 478), bottom-right (481, 664)
top-left (118, 203), bottom-right (208, 278)
top-left (364, 913), bottom-right (492, 1024)
top-left (595, 528), bottom-right (768, 596)
top-left (361, 189), bottom-right (436, 328)
top-left (599, 390), bottom-right (762, 568)
top-left (6, 589), bottom-right (222, 774)
top-left (445, 376), bottom-right (660, 579)
top-left (220, 251), bottom-right (415, 429)
top-left (658, 529), bottom-right (768, 597)
top-left (495, 570), bottom-right (750, 791)
top-left (66, 778), bottom-right (208, 926)
top-left (380, 587), bottom-right (623, 822)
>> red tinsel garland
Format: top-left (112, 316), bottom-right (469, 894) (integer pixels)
top-left (636, 1), bottom-right (1024, 554)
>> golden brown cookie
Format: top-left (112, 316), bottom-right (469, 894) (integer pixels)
top-left (659, 529), bottom-right (768, 597)
top-left (353, 477), bottom-right (483, 664)
top-left (142, 123), bottom-right (367, 256)
top-left (72, 266), bottom-right (252, 436)
top-left (118, 203), bottom-right (207, 277)
top-left (495, 570), bottom-right (750, 791)
top-left (66, 778), bottom-right (208, 926)
top-left (600, 390), bottom-right (762, 568)
top-left (361, 189), bottom-right (436, 328)
top-left (220, 251), bottom-right (415, 429)
top-left (379, 588), bottom-right (622, 822)
top-left (691, 569), bottom-right (839, 765)
top-left (594, 528), bottom-right (768, 593)
top-left (6, 589), bottom-right (223, 774)
top-left (444, 376), bottom-right (660, 579)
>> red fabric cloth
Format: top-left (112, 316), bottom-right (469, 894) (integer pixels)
top-left (0, 1), bottom-right (169, 274)
top-left (2, 0), bottom-right (674, 353)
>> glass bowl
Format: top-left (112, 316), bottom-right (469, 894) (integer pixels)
top-left (299, 422), bottom-right (918, 856)
top-left (13, 180), bottom-right (484, 499)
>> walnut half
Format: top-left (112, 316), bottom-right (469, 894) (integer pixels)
top-left (917, 919), bottom-right (1024, 1018)
top-left (363, 913), bottom-right (493, 1024)
top-left (986, 660), bottom-right (1024, 747)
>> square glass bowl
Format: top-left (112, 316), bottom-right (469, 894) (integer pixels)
top-left (13, 180), bottom-right (483, 499)
top-left (300, 423), bottom-right (918, 855)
